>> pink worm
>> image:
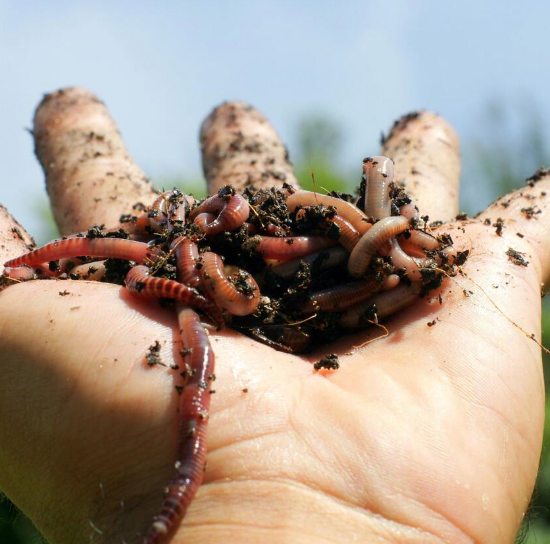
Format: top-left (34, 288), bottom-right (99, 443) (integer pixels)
top-left (362, 156), bottom-right (394, 220)
top-left (4, 238), bottom-right (157, 268)
top-left (270, 246), bottom-right (348, 278)
top-left (190, 194), bottom-right (250, 236)
top-left (339, 282), bottom-right (422, 328)
top-left (302, 278), bottom-right (382, 313)
top-left (286, 190), bottom-right (371, 234)
top-left (125, 265), bottom-right (215, 314)
top-left (348, 216), bottom-right (410, 278)
top-left (144, 303), bottom-right (215, 543)
top-left (171, 238), bottom-right (201, 289)
top-left (249, 235), bottom-right (337, 261)
top-left (198, 252), bottom-right (260, 316)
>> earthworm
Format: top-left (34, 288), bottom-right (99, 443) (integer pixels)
top-left (398, 202), bottom-right (419, 221)
top-left (389, 239), bottom-right (429, 282)
top-left (330, 215), bottom-right (361, 251)
top-left (192, 212), bottom-right (216, 233)
top-left (125, 265), bottom-right (215, 314)
top-left (399, 230), bottom-right (458, 262)
top-left (145, 303), bottom-right (215, 544)
top-left (171, 238), bottom-right (201, 289)
top-left (190, 193), bottom-right (250, 236)
top-left (270, 246), bottom-right (348, 278)
top-left (382, 274), bottom-right (401, 290)
top-left (339, 282), bottom-right (422, 328)
top-left (148, 191), bottom-right (192, 233)
top-left (198, 252), bottom-right (260, 316)
top-left (362, 156), bottom-right (394, 220)
top-left (286, 190), bottom-right (371, 234)
top-left (249, 326), bottom-right (311, 353)
top-left (348, 216), bottom-right (410, 278)
top-left (4, 238), bottom-right (158, 268)
top-left (302, 278), bottom-right (381, 314)
top-left (246, 235), bottom-right (337, 261)
top-left (2, 266), bottom-right (36, 281)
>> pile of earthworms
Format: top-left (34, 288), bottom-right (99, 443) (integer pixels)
top-left (1, 154), bottom-right (467, 544)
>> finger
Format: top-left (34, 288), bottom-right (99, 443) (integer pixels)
top-left (478, 167), bottom-right (550, 284)
top-left (200, 101), bottom-right (299, 194)
top-left (0, 205), bottom-right (35, 271)
top-left (381, 111), bottom-right (460, 222)
top-left (33, 87), bottom-right (157, 236)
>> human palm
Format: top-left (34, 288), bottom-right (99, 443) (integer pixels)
top-left (0, 88), bottom-right (546, 544)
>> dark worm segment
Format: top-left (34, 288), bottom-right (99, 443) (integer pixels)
top-left (144, 303), bottom-right (215, 544)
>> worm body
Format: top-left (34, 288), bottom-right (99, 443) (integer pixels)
top-left (144, 304), bottom-right (214, 544)
top-left (286, 190), bottom-right (371, 234)
top-left (339, 282), bottom-right (422, 328)
top-left (172, 238), bottom-right (201, 288)
top-left (198, 252), bottom-right (260, 316)
top-left (362, 156), bottom-right (394, 220)
top-left (125, 266), bottom-right (214, 313)
top-left (190, 193), bottom-right (249, 235)
top-left (249, 235), bottom-right (337, 261)
top-left (4, 237), bottom-right (156, 268)
top-left (302, 278), bottom-right (381, 313)
top-left (331, 215), bottom-right (361, 252)
top-left (270, 246), bottom-right (348, 278)
top-left (348, 216), bottom-right (410, 278)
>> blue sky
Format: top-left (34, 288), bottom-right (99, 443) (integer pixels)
top-left (1, 1), bottom-right (549, 237)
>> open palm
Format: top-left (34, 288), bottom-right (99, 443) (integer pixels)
top-left (0, 88), bottom-right (546, 544)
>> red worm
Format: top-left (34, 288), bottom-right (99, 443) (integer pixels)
top-left (302, 278), bottom-right (381, 314)
top-left (198, 252), bottom-right (260, 316)
top-left (193, 212), bottom-right (216, 232)
top-left (286, 190), bottom-right (371, 234)
top-left (246, 235), bottom-right (337, 261)
top-left (339, 282), bottom-right (422, 328)
top-left (348, 216), bottom-right (410, 278)
top-left (331, 215), bottom-right (361, 251)
top-left (270, 246), bottom-right (348, 278)
top-left (362, 156), bottom-right (394, 220)
top-left (148, 191), bottom-right (192, 233)
top-left (4, 238), bottom-right (157, 268)
top-left (171, 238), bottom-right (201, 289)
top-left (389, 239), bottom-right (429, 282)
top-left (125, 265), bottom-right (215, 314)
top-left (144, 303), bottom-right (215, 544)
top-left (399, 230), bottom-right (458, 262)
top-left (190, 194), bottom-right (249, 236)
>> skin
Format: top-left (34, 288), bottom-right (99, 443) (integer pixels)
top-left (0, 87), bottom-right (547, 544)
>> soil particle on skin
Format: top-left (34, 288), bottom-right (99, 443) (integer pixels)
top-left (455, 212), bottom-right (468, 221)
top-left (525, 167), bottom-right (550, 186)
top-left (427, 320), bottom-right (436, 327)
top-left (494, 218), bottom-right (504, 237)
top-left (520, 206), bottom-right (541, 219)
top-left (146, 340), bottom-right (165, 366)
top-left (313, 353), bottom-right (340, 371)
top-left (506, 248), bottom-right (529, 267)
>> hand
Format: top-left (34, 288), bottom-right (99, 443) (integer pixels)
top-left (0, 88), bottom-right (545, 544)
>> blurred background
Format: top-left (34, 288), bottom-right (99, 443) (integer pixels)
top-left (1, 1), bottom-right (550, 542)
